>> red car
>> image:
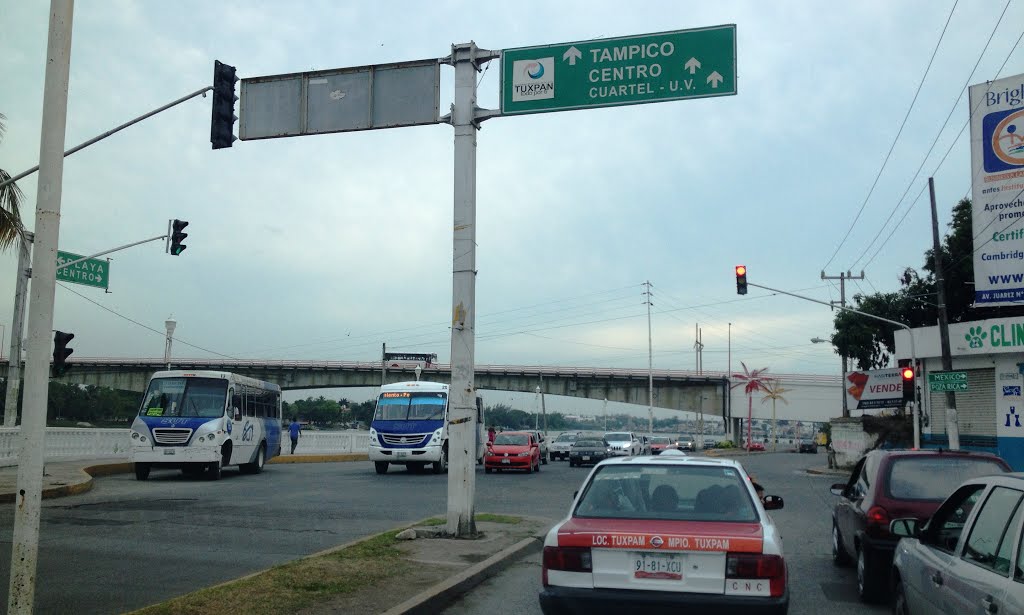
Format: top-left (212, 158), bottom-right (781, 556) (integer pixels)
top-left (747, 442), bottom-right (765, 452)
top-left (648, 436), bottom-right (677, 455)
top-left (830, 448), bottom-right (1010, 602)
top-left (484, 431), bottom-right (542, 473)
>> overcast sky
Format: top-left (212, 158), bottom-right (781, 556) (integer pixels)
top-left (2, 1), bottom-right (1022, 410)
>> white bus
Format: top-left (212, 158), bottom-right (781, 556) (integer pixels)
top-left (129, 370), bottom-right (283, 480)
top-left (369, 381), bottom-right (486, 474)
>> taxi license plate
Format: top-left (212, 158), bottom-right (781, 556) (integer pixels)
top-left (582, 455), bottom-right (591, 461)
top-left (395, 451), bottom-right (408, 459)
top-left (163, 449), bottom-right (175, 455)
top-left (501, 458), bottom-right (511, 464)
top-left (633, 552), bottom-right (683, 580)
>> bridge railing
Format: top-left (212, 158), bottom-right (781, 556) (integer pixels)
top-left (0, 428), bottom-right (371, 467)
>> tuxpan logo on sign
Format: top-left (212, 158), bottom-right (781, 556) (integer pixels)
top-left (511, 58), bottom-right (555, 102)
top-left (970, 73), bottom-right (1024, 306)
top-left (1004, 386), bottom-right (1021, 397)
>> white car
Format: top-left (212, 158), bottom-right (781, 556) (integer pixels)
top-left (539, 455), bottom-right (788, 613)
top-left (529, 430), bottom-right (549, 465)
top-left (549, 432), bottom-right (581, 461)
top-left (890, 473), bottom-right (1024, 614)
top-left (604, 432), bottom-right (641, 456)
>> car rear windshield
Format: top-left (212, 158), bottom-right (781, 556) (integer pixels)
top-left (575, 463), bottom-right (758, 522)
top-left (574, 440), bottom-right (604, 448)
top-left (887, 456), bottom-right (1007, 500)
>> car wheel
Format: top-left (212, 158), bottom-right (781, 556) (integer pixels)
top-left (892, 573), bottom-right (909, 615)
top-left (857, 545), bottom-right (884, 602)
top-left (484, 467), bottom-right (492, 474)
top-left (569, 460), bottom-right (576, 467)
top-left (432, 447), bottom-right (448, 474)
top-left (543, 453), bottom-right (548, 465)
top-left (832, 522), bottom-right (851, 566)
top-left (535, 457), bottom-right (541, 472)
top-left (374, 461), bottom-right (389, 475)
top-left (526, 460), bottom-right (533, 474)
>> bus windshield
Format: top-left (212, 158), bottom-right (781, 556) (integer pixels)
top-left (374, 391), bottom-right (447, 421)
top-left (140, 377), bottom-right (228, 419)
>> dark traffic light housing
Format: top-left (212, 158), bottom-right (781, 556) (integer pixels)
top-left (899, 358), bottom-right (915, 403)
top-left (735, 265), bottom-right (748, 295)
top-left (170, 219), bottom-right (189, 255)
top-left (52, 331), bottom-right (74, 377)
top-left (211, 60), bottom-right (238, 149)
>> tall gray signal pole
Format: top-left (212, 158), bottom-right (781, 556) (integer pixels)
top-left (4, 233), bottom-right (32, 427)
top-left (8, 1), bottom-right (74, 612)
top-left (929, 177), bottom-right (960, 449)
top-left (445, 42), bottom-right (498, 537)
top-left (821, 270), bottom-right (864, 417)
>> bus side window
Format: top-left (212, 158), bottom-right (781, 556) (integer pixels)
top-left (231, 390), bottom-right (242, 421)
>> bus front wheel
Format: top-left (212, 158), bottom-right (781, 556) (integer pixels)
top-left (374, 461), bottom-right (389, 474)
top-left (206, 459), bottom-right (222, 481)
top-left (432, 448), bottom-right (448, 474)
top-left (134, 463), bottom-right (150, 481)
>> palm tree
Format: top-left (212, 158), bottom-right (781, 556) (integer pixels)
top-left (731, 362), bottom-right (771, 451)
top-left (0, 113), bottom-right (26, 250)
top-left (760, 379), bottom-right (790, 452)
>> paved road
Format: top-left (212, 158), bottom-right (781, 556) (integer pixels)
top-left (442, 452), bottom-right (889, 615)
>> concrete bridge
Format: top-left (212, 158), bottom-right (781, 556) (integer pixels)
top-left (4, 358), bottom-right (843, 424)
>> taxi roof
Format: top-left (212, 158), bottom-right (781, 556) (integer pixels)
top-left (596, 455), bottom-right (744, 470)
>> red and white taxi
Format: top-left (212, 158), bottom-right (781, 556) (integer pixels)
top-left (539, 456), bottom-right (788, 614)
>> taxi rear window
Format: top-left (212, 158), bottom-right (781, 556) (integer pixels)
top-left (575, 464), bottom-right (758, 522)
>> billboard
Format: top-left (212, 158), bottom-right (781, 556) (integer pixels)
top-left (970, 74), bottom-right (1024, 305)
top-left (845, 368), bottom-right (905, 411)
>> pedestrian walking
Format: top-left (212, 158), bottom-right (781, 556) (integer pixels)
top-left (289, 417), bottom-right (302, 454)
top-left (487, 426), bottom-right (496, 443)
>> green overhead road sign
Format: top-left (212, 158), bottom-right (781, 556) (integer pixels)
top-left (928, 371), bottom-right (968, 392)
top-left (56, 251), bottom-right (109, 290)
top-left (500, 25), bottom-right (736, 116)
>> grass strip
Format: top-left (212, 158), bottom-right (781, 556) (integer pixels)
top-left (130, 530), bottom-right (408, 615)
top-left (419, 513), bottom-right (521, 527)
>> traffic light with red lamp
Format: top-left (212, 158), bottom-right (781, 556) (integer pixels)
top-left (52, 331), bottom-right (74, 378)
top-left (735, 265), bottom-right (748, 295)
top-left (898, 358), bottom-right (915, 403)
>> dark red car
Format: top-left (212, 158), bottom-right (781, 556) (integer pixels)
top-left (830, 448), bottom-right (1010, 602)
top-left (484, 431), bottom-right (541, 473)
top-left (647, 436), bottom-right (676, 455)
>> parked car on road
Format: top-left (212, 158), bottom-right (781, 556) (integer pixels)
top-left (747, 441), bottom-right (765, 452)
top-left (568, 438), bottom-right (613, 467)
top-left (484, 431), bottom-right (542, 473)
top-left (549, 432), bottom-right (580, 461)
top-left (890, 473), bottom-right (1024, 615)
top-left (830, 448), bottom-right (1010, 602)
top-left (529, 430), bottom-right (549, 465)
top-left (603, 432), bottom-right (641, 456)
top-left (539, 455), bottom-right (788, 614)
top-left (797, 439), bottom-right (818, 454)
top-left (648, 436), bottom-right (676, 455)
top-left (676, 435), bottom-right (695, 452)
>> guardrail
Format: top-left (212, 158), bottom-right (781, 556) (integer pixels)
top-left (0, 428), bottom-right (372, 467)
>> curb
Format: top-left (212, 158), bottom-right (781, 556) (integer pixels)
top-left (382, 533), bottom-right (544, 615)
top-left (806, 467), bottom-right (849, 476)
top-left (269, 453), bottom-right (368, 464)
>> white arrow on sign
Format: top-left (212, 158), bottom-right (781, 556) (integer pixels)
top-left (684, 57), bottom-right (701, 75)
top-left (707, 71), bottom-right (723, 88)
top-left (563, 46), bottom-right (582, 66)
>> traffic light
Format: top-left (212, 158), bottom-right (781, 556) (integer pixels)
top-left (899, 359), bottom-right (915, 403)
top-left (735, 265), bottom-right (748, 295)
top-left (52, 331), bottom-right (74, 377)
top-left (210, 60), bottom-right (238, 149)
top-left (170, 219), bottom-right (188, 255)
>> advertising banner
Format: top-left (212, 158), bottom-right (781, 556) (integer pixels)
top-left (970, 74), bottom-right (1024, 305)
top-left (845, 368), bottom-right (904, 411)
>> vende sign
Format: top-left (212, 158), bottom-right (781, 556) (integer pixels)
top-left (846, 368), bottom-right (905, 411)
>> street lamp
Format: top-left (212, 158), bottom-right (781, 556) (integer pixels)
top-left (414, 364), bottom-right (422, 381)
top-left (164, 317), bottom-right (177, 370)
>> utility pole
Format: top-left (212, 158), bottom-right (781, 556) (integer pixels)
top-left (728, 322), bottom-right (733, 441)
top-left (644, 281), bottom-right (654, 436)
top-left (602, 398), bottom-right (608, 431)
top-left (9, 2), bottom-right (74, 612)
top-left (4, 233), bottom-right (33, 427)
top-left (929, 177), bottom-right (960, 449)
top-left (821, 269), bottom-right (865, 418)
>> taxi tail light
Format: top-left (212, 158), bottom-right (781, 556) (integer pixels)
top-left (542, 546), bottom-right (592, 586)
top-left (726, 553), bottom-right (786, 598)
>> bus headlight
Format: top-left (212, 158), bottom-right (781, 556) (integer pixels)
top-left (131, 432), bottom-right (139, 440)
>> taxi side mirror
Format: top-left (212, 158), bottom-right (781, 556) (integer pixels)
top-left (830, 483), bottom-right (846, 497)
top-left (762, 495), bottom-right (784, 510)
top-left (890, 518), bottom-right (919, 538)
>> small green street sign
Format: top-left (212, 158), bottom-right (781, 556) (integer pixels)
top-left (56, 250), bottom-right (109, 290)
top-left (500, 25), bottom-right (736, 116)
top-left (928, 371), bottom-right (968, 392)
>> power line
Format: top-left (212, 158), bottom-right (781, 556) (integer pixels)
top-left (822, 0), bottom-right (959, 271)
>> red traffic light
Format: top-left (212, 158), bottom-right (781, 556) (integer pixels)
top-left (735, 265), bottom-right (746, 276)
top-left (901, 367), bottom-right (914, 380)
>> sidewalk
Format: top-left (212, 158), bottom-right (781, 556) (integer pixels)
top-left (0, 457), bottom-right (132, 503)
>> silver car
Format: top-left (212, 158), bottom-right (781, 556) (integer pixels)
top-left (548, 432), bottom-right (580, 461)
top-left (603, 431), bottom-right (641, 456)
top-left (890, 473), bottom-right (1024, 614)
top-left (528, 430), bottom-right (549, 465)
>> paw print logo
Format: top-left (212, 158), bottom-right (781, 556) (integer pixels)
top-left (965, 326), bottom-right (987, 349)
